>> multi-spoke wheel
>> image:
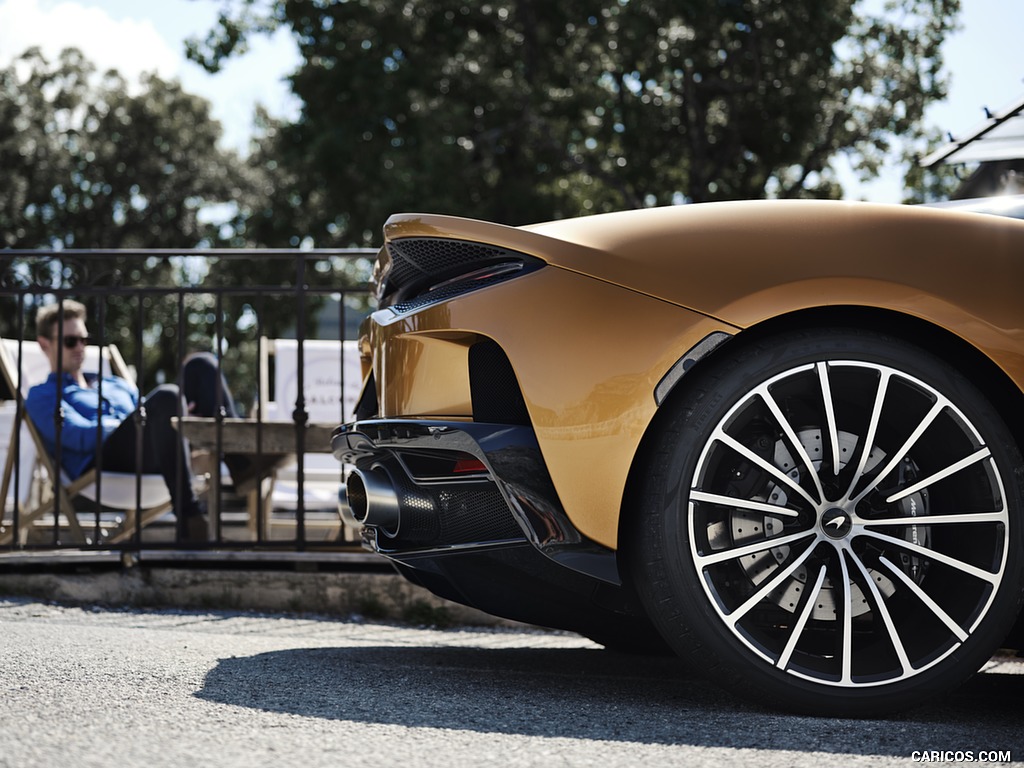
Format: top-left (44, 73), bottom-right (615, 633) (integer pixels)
top-left (630, 329), bottom-right (1023, 716)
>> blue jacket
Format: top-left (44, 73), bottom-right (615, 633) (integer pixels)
top-left (25, 373), bottom-right (138, 478)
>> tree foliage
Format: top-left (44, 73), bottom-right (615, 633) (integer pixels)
top-left (190, 0), bottom-right (961, 245)
top-left (0, 47), bottom-right (253, 250)
top-left (0, 48), bottom-right (329, 401)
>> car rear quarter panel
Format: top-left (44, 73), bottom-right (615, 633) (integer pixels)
top-left (369, 265), bottom-right (734, 549)
top-left (528, 200), bottom-right (1024, 391)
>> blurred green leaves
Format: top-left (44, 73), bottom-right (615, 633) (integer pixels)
top-left (191, 0), bottom-right (960, 243)
top-left (0, 47), bottom-right (252, 250)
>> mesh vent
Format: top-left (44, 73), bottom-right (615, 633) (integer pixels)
top-left (373, 455), bottom-right (524, 549)
top-left (386, 483), bottom-right (521, 548)
top-left (390, 468), bottom-right (441, 544)
top-left (391, 270), bottom-right (521, 314)
top-left (390, 239), bottom-right (507, 277)
top-left (470, 340), bottom-right (531, 425)
top-left (438, 487), bottom-right (522, 544)
top-left (381, 238), bottom-right (541, 309)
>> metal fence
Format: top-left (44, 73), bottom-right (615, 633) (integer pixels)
top-left (0, 248), bottom-right (376, 559)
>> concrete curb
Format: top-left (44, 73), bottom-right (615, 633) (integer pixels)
top-left (0, 566), bottom-right (515, 627)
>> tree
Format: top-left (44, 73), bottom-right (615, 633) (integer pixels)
top-left (189, 0), bottom-right (960, 245)
top-left (0, 47), bottom-right (300, 398)
top-left (902, 127), bottom-right (968, 203)
top-left (0, 47), bottom-right (255, 250)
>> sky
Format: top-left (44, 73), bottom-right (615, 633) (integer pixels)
top-left (0, 0), bottom-right (302, 152)
top-left (0, 0), bottom-right (1022, 203)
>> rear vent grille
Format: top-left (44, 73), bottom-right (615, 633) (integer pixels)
top-left (438, 487), bottom-right (523, 544)
top-left (391, 269), bottom-right (519, 314)
top-left (469, 340), bottom-right (531, 426)
top-left (380, 238), bottom-right (542, 310)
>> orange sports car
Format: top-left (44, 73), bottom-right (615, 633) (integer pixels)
top-left (333, 198), bottom-right (1024, 716)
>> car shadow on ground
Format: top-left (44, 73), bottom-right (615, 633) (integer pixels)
top-left (196, 643), bottom-right (1024, 755)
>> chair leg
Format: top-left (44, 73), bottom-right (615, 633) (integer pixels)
top-left (1, 484), bottom-right (94, 546)
top-left (1, 494), bottom-right (55, 546)
top-left (59, 488), bottom-right (85, 542)
top-left (114, 506), bottom-right (138, 543)
top-left (1, 441), bottom-right (16, 524)
top-left (106, 500), bottom-right (174, 545)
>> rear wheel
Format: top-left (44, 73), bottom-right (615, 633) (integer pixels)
top-left (630, 329), bottom-right (1024, 716)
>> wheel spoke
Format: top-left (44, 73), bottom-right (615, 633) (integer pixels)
top-left (776, 564), bottom-right (828, 671)
top-left (849, 549), bottom-right (912, 676)
top-left (843, 368), bottom-right (891, 501)
top-left (879, 556), bottom-right (970, 643)
top-left (695, 529), bottom-right (816, 567)
top-left (724, 537), bottom-right (820, 627)
top-left (863, 510), bottom-right (1006, 527)
top-left (859, 529), bottom-right (1001, 584)
top-left (850, 399), bottom-right (946, 506)
top-left (817, 362), bottom-right (842, 477)
top-left (885, 448), bottom-right (992, 504)
top-left (757, 385), bottom-right (825, 504)
top-left (690, 489), bottom-right (801, 518)
top-left (838, 552), bottom-right (854, 685)
top-left (714, 430), bottom-right (819, 509)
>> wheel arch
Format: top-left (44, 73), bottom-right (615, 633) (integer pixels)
top-left (619, 304), bottom-right (1024, 556)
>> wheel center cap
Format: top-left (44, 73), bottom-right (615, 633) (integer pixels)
top-left (820, 508), bottom-right (852, 539)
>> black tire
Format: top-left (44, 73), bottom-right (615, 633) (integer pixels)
top-left (628, 328), bottom-right (1024, 716)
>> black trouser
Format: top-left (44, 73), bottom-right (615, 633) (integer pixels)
top-left (101, 384), bottom-right (200, 520)
top-left (98, 353), bottom-right (239, 524)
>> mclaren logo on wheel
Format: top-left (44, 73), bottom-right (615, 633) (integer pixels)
top-left (821, 509), bottom-right (852, 538)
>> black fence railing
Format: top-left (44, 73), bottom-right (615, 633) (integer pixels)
top-left (0, 249), bottom-right (377, 557)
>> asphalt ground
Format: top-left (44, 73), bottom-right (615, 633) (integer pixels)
top-left (1, 597), bottom-right (1023, 768)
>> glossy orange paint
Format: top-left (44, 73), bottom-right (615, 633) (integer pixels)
top-left (367, 265), bottom-right (734, 548)
top-left (528, 200), bottom-right (1024, 388)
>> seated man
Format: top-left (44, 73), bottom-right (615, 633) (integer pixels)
top-left (24, 300), bottom-right (239, 542)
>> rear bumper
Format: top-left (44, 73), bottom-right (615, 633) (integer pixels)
top-left (332, 419), bottom-right (620, 585)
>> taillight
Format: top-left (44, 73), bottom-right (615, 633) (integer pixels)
top-left (453, 458), bottom-right (488, 474)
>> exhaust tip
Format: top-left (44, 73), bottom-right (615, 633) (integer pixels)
top-left (345, 467), bottom-right (400, 537)
top-left (337, 484), bottom-right (359, 529)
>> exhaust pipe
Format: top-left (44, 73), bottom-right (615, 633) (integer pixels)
top-left (344, 467), bottom-right (401, 537)
top-left (337, 484), bottom-right (358, 530)
top-left (340, 462), bottom-right (441, 543)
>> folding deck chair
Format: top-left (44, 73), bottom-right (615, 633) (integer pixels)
top-left (0, 338), bottom-right (173, 546)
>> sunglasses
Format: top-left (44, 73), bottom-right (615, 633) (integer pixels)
top-left (57, 335), bottom-right (92, 349)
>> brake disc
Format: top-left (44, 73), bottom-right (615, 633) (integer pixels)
top-left (707, 428), bottom-right (929, 621)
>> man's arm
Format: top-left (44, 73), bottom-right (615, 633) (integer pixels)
top-left (25, 382), bottom-right (123, 454)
